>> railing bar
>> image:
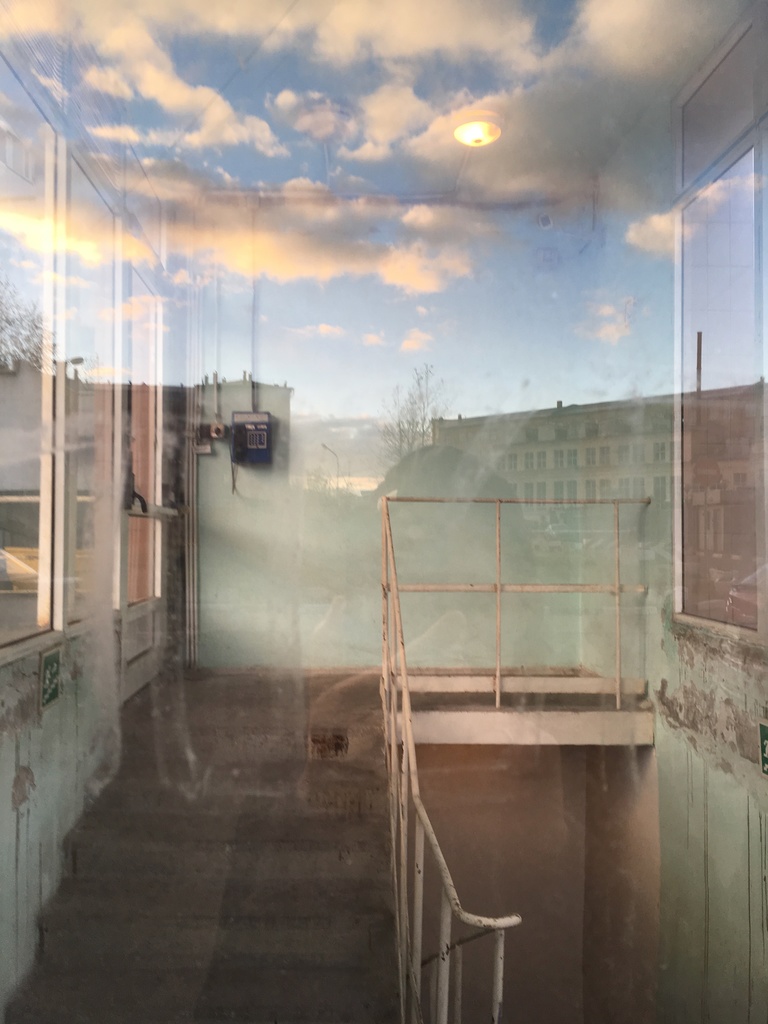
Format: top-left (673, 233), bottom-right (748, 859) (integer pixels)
top-left (422, 925), bottom-right (498, 967)
top-left (407, 963), bottom-right (426, 1024)
top-left (491, 929), bottom-right (505, 1024)
top-left (495, 499), bottom-right (501, 709)
top-left (613, 500), bottom-right (622, 711)
top-left (454, 945), bottom-right (463, 1024)
top-left (437, 890), bottom-right (452, 1024)
top-left (388, 496), bottom-right (652, 505)
top-left (412, 819), bottom-right (425, 1022)
top-left (382, 496), bottom-right (524, 1024)
top-left (399, 732), bottom-right (410, 1007)
top-left (394, 583), bottom-right (645, 594)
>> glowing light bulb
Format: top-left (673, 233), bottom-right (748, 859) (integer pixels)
top-left (453, 119), bottom-right (501, 147)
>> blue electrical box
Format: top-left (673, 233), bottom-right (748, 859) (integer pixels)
top-left (231, 411), bottom-right (273, 465)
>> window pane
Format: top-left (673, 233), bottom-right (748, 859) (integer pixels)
top-left (65, 159), bottom-right (115, 621)
top-left (0, 60), bottom-right (54, 644)
top-left (126, 271), bottom-right (159, 605)
top-left (681, 149), bottom-right (758, 624)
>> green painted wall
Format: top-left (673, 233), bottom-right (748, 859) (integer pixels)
top-left (0, 632), bottom-right (119, 1015)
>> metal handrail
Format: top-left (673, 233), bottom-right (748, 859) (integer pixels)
top-left (381, 494), bottom-right (651, 1024)
top-left (381, 498), bottom-right (522, 1024)
top-left (385, 494), bottom-right (650, 710)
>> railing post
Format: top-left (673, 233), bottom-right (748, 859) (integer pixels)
top-left (453, 944), bottom-right (463, 1024)
top-left (495, 499), bottom-right (501, 708)
top-left (399, 731), bottom-right (410, 1009)
top-left (613, 499), bottom-right (622, 710)
top-left (491, 928), bottom-right (505, 1024)
top-left (411, 818), bottom-right (425, 1024)
top-left (382, 497), bottom-right (390, 724)
top-left (437, 890), bottom-right (452, 1024)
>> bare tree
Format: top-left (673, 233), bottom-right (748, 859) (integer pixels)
top-left (0, 276), bottom-right (46, 370)
top-left (379, 363), bottom-right (448, 468)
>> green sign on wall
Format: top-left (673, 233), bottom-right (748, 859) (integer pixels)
top-left (40, 648), bottom-right (61, 709)
top-left (760, 722), bottom-right (768, 777)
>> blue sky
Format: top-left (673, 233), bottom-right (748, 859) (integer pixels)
top-left (0, 0), bottom-right (751, 456)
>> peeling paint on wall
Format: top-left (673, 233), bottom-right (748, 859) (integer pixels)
top-left (10, 767), bottom-right (35, 810)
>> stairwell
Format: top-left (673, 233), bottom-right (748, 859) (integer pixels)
top-left (5, 670), bottom-right (398, 1024)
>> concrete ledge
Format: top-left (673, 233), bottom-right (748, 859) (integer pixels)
top-left (401, 671), bottom-right (646, 696)
top-left (407, 708), bottom-right (655, 746)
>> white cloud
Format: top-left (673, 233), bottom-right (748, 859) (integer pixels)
top-left (89, 123), bottom-right (141, 144)
top-left (84, 65), bottom-right (133, 99)
top-left (625, 212), bottom-right (676, 257)
top-left (161, 178), bottom-right (472, 294)
top-left (32, 71), bottom-right (68, 104)
top-left (290, 322), bottom-right (346, 339)
top-left (270, 89), bottom-right (355, 143)
top-left (576, 297), bottom-right (636, 345)
top-left (400, 327), bottom-right (433, 352)
top-left (363, 332), bottom-right (384, 346)
top-left (340, 81), bottom-right (433, 161)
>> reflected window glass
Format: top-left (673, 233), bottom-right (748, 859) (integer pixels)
top-left (0, 58), bottom-right (54, 645)
top-left (681, 149), bottom-right (759, 625)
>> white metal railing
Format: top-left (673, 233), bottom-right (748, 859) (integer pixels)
top-left (381, 498), bottom-right (523, 1024)
top-left (380, 494), bottom-right (652, 1023)
top-left (383, 495), bottom-right (650, 712)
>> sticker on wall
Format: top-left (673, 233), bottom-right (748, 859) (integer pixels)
top-left (760, 721), bottom-right (768, 777)
top-left (40, 647), bottom-right (61, 709)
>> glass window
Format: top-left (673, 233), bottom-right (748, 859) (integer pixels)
top-left (681, 149), bottom-right (759, 625)
top-left (64, 159), bottom-right (115, 622)
top-left (536, 451), bottom-right (546, 469)
top-left (554, 481), bottom-right (564, 499)
top-left (536, 481), bottom-right (546, 499)
top-left (566, 449), bottom-right (577, 467)
top-left (585, 447), bottom-right (596, 466)
top-left (553, 449), bottom-right (564, 468)
top-left (566, 480), bottom-right (577, 499)
top-left (585, 479), bottom-right (597, 500)
top-left (0, 60), bottom-right (55, 645)
top-left (126, 270), bottom-right (161, 605)
top-left (599, 446), bottom-right (610, 465)
top-left (524, 451), bottom-right (534, 470)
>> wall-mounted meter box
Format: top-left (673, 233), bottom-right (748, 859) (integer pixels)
top-left (231, 411), bottom-right (273, 465)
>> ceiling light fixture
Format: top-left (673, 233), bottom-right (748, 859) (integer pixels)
top-left (453, 111), bottom-right (501, 147)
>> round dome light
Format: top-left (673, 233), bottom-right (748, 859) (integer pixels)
top-left (453, 118), bottom-right (501, 147)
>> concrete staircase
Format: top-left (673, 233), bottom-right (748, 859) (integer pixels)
top-left (5, 670), bottom-right (398, 1024)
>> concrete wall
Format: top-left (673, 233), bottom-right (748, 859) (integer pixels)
top-left (652, 622), bottom-right (768, 1022)
top-left (0, 629), bottom-right (120, 1015)
top-left (196, 379), bottom-right (300, 668)
top-left (414, 744), bottom-right (660, 1024)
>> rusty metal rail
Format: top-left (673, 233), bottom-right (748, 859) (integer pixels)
top-left (380, 494), bottom-right (651, 1023)
top-left (384, 495), bottom-right (650, 711)
top-left (381, 498), bottom-right (522, 1024)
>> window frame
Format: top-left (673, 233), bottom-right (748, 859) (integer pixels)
top-left (673, 4), bottom-right (768, 640)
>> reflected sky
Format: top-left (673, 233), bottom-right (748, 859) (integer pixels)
top-left (0, 0), bottom-right (754, 432)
